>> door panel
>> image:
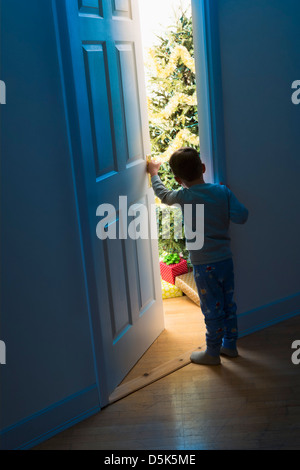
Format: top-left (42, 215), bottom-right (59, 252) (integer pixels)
top-left (82, 44), bottom-right (117, 178)
top-left (61, 0), bottom-right (165, 401)
top-left (103, 233), bottom-right (133, 343)
top-left (78, 0), bottom-right (103, 15)
top-left (116, 42), bottom-right (144, 163)
top-left (112, 0), bottom-right (132, 18)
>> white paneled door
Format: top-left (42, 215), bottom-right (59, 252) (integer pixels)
top-left (57, 0), bottom-right (165, 403)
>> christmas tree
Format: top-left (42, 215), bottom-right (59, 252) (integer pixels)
top-left (145, 6), bottom-right (200, 260)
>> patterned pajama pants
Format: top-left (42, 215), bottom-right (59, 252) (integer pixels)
top-left (193, 258), bottom-right (238, 357)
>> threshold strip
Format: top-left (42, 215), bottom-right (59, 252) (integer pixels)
top-left (108, 345), bottom-right (203, 405)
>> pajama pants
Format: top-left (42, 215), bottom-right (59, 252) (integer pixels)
top-left (193, 258), bottom-right (238, 357)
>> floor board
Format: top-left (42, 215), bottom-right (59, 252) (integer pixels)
top-left (34, 297), bottom-right (300, 450)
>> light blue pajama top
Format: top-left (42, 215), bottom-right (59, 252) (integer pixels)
top-left (151, 175), bottom-right (249, 265)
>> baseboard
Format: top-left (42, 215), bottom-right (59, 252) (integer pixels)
top-left (238, 291), bottom-right (300, 337)
top-left (0, 384), bottom-right (100, 450)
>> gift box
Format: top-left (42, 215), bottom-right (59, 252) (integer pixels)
top-left (161, 278), bottom-right (183, 299)
top-left (159, 258), bottom-right (188, 285)
top-left (175, 271), bottom-right (200, 306)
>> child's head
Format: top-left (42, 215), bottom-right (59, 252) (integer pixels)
top-left (169, 147), bottom-right (204, 183)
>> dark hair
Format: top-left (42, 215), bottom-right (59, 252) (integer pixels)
top-left (169, 147), bottom-right (202, 182)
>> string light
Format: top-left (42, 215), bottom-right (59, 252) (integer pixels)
top-left (159, 129), bottom-right (199, 162)
top-left (146, 45), bottom-right (196, 78)
top-left (146, 40), bottom-right (199, 163)
top-left (147, 92), bottom-right (197, 123)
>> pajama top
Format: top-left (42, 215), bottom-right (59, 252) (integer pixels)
top-left (151, 175), bottom-right (248, 265)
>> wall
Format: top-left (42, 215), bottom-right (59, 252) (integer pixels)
top-left (217, 0), bottom-right (300, 332)
top-left (0, 0), bottom-right (100, 449)
top-left (193, 0), bottom-right (300, 334)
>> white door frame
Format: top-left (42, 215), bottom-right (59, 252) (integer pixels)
top-left (192, 0), bottom-right (226, 184)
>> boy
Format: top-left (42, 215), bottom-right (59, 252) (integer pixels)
top-left (147, 147), bottom-right (248, 365)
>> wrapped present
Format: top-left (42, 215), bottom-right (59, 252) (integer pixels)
top-left (175, 271), bottom-right (200, 306)
top-left (160, 258), bottom-right (188, 285)
top-left (161, 278), bottom-right (183, 299)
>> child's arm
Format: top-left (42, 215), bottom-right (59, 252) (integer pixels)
top-left (226, 187), bottom-right (249, 224)
top-left (147, 161), bottom-right (183, 206)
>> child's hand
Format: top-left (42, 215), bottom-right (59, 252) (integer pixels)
top-left (147, 159), bottom-right (161, 177)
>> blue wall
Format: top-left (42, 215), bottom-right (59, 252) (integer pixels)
top-left (216, 0), bottom-right (300, 331)
top-left (0, 0), bottom-right (100, 449)
top-left (192, 0), bottom-right (300, 334)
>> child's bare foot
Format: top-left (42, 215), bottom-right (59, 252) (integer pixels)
top-left (190, 350), bottom-right (221, 365)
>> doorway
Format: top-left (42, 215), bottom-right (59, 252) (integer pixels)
top-left (55, 0), bottom-right (216, 407)
top-left (110, 0), bottom-right (206, 397)
top-left (139, 0), bottom-right (199, 268)
top-left (138, 0), bottom-right (202, 318)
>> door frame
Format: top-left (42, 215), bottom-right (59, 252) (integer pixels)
top-left (192, 0), bottom-right (226, 184)
top-left (52, 0), bottom-right (224, 408)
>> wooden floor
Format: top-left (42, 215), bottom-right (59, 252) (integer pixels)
top-left (34, 297), bottom-right (300, 450)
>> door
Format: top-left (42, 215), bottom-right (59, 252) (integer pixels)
top-left (55, 0), bottom-right (165, 404)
